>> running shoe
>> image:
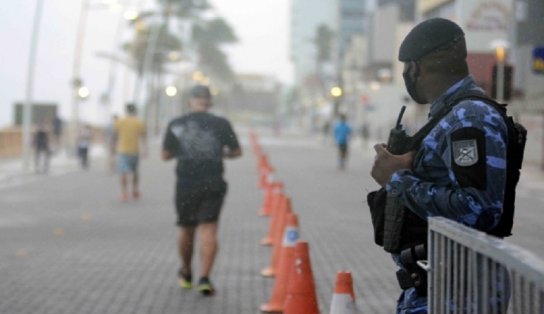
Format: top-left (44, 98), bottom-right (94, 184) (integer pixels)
top-left (196, 277), bottom-right (215, 296)
top-left (178, 269), bottom-right (192, 289)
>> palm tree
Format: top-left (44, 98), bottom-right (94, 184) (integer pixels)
top-left (155, 0), bottom-right (238, 85)
top-left (192, 17), bottom-right (237, 82)
top-left (122, 0), bottom-right (238, 133)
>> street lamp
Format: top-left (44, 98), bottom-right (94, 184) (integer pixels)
top-left (330, 86), bottom-right (343, 117)
top-left (330, 86), bottom-right (343, 98)
top-left (70, 0), bottom-right (138, 151)
top-left (22, 0), bottom-right (45, 170)
top-left (165, 86), bottom-right (177, 97)
top-left (491, 39), bottom-right (509, 103)
top-left (123, 8), bottom-right (139, 21)
top-left (100, 4), bottom-right (140, 114)
top-left (78, 86), bottom-right (91, 99)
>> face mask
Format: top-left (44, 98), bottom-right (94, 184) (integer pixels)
top-left (402, 63), bottom-right (427, 105)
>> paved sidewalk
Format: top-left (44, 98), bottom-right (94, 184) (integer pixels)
top-left (0, 133), bottom-right (399, 314)
top-left (1, 131), bottom-right (543, 314)
top-left (0, 147), bottom-right (107, 190)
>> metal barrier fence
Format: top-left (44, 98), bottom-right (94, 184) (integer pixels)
top-left (427, 217), bottom-right (544, 313)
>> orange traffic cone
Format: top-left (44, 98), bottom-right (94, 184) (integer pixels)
top-left (261, 193), bottom-right (285, 246)
top-left (283, 241), bottom-right (319, 314)
top-left (329, 271), bottom-right (357, 314)
top-left (258, 155), bottom-right (270, 174)
top-left (259, 166), bottom-right (275, 190)
top-left (260, 213), bottom-right (300, 313)
top-left (261, 197), bottom-right (291, 277)
top-left (260, 181), bottom-right (283, 217)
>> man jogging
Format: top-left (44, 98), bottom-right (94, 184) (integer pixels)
top-left (162, 85), bottom-right (242, 296)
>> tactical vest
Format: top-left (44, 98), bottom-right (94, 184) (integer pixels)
top-left (367, 92), bottom-right (527, 254)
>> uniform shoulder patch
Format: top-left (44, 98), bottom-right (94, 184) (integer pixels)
top-left (452, 139), bottom-right (478, 167)
top-left (450, 127), bottom-right (486, 189)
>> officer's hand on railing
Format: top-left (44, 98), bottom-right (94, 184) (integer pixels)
top-left (371, 143), bottom-right (414, 187)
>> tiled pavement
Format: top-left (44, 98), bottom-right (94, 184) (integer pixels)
top-left (1, 131), bottom-right (543, 314)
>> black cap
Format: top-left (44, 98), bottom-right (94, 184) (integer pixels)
top-left (399, 18), bottom-right (464, 61)
top-left (190, 85), bottom-right (211, 99)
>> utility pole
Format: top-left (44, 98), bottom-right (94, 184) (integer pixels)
top-left (22, 0), bottom-right (45, 171)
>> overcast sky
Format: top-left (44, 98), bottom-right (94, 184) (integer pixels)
top-left (0, 0), bottom-right (292, 127)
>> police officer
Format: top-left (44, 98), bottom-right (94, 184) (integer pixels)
top-left (369, 18), bottom-right (524, 313)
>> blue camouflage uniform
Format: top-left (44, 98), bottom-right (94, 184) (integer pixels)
top-left (386, 76), bottom-right (508, 313)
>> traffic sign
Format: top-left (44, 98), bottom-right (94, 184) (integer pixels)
top-left (533, 46), bottom-right (544, 74)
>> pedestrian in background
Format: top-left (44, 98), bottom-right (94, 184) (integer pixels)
top-left (162, 85), bottom-right (242, 296)
top-left (359, 123), bottom-right (369, 148)
top-left (52, 114), bottom-right (63, 153)
top-left (368, 18), bottom-right (525, 313)
top-left (115, 104), bottom-right (147, 201)
top-left (77, 124), bottom-right (93, 170)
top-left (33, 121), bottom-right (50, 174)
top-left (334, 114), bottom-right (352, 170)
top-left (105, 114), bottom-right (119, 174)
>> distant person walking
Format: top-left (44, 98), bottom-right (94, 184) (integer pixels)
top-left (77, 124), bottom-right (93, 170)
top-left (116, 104), bottom-right (147, 201)
top-left (162, 85), bottom-right (242, 296)
top-left (105, 115), bottom-right (119, 174)
top-left (334, 114), bottom-right (352, 170)
top-left (52, 115), bottom-right (63, 153)
top-left (33, 122), bottom-right (50, 174)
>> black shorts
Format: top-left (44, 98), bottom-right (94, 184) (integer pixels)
top-left (175, 180), bottom-right (227, 227)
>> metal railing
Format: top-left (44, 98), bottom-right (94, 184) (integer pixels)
top-left (427, 217), bottom-right (544, 313)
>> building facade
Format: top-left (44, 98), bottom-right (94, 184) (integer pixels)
top-left (290, 0), bottom-right (337, 84)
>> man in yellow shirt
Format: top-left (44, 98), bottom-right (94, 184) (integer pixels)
top-left (115, 103), bottom-right (147, 201)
